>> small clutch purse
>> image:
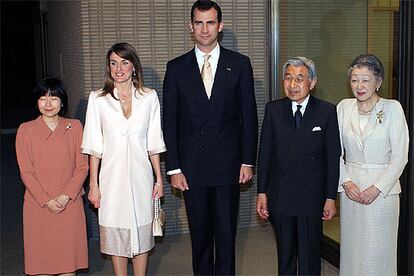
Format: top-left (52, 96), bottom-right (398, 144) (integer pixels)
top-left (153, 197), bottom-right (165, 236)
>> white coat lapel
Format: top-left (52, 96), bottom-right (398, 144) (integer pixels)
top-left (362, 98), bottom-right (384, 141)
top-left (350, 102), bottom-right (364, 149)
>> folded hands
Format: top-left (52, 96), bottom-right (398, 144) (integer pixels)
top-left (343, 181), bottom-right (380, 205)
top-left (45, 194), bottom-right (70, 214)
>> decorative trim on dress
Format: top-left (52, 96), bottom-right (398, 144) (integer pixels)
top-left (100, 223), bottom-right (154, 257)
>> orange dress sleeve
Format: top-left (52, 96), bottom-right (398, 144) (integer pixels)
top-left (15, 123), bottom-right (51, 207)
top-left (62, 120), bottom-right (89, 199)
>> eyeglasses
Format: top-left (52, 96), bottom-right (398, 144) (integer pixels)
top-left (283, 75), bottom-right (308, 84)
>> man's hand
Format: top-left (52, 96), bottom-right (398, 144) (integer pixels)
top-left (322, 199), bottom-right (336, 220)
top-left (239, 166), bottom-right (253, 184)
top-left (171, 173), bottom-right (189, 191)
top-left (256, 193), bottom-right (269, 220)
top-left (359, 185), bottom-right (380, 205)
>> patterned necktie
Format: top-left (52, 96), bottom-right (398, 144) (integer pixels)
top-left (201, 54), bottom-right (213, 99)
top-left (295, 104), bottom-right (302, 130)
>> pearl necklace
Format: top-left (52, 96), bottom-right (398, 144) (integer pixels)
top-left (357, 97), bottom-right (379, 114)
top-left (358, 107), bottom-right (374, 114)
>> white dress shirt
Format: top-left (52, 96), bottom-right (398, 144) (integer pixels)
top-left (195, 43), bottom-right (220, 77)
top-left (291, 94), bottom-right (310, 116)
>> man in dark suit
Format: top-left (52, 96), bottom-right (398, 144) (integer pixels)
top-left (256, 57), bottom-right (340, 275)
top-left (163, 1), bottom-right (258, 275)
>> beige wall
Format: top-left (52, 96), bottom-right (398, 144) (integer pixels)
top-left (278, 0), bottom-right (399, 104)
top-left (47, 0), bottom-right (86, 118)
top-left (368, 0), bottom-right (400, 98)
top-left (279, 0), bottom-right (368, 104)
top-left (46, 0), bottom-right (269, 234)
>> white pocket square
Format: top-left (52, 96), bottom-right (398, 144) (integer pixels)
top-left (312, 126), bottom-right (322, 131)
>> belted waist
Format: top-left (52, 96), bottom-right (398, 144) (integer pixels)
top-left (346, 161), bottom-right (388, 169)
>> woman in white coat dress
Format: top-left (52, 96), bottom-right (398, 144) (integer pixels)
top-left (337, 54), bottom-right (409, 276)
top-left (81, 42), bottom-right (166, 276)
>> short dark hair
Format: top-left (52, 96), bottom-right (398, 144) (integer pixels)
top-left (191, 0), bottom-right (222, 23)
top-left (34, 77), bottom-right (68, 116)
top-left (348, 54), bottom-right (385, 81)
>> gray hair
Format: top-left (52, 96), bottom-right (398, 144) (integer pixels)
top-left (282, 56), bottom-right (317, 80)
top-left (348, 54), bottom-right (384, 81)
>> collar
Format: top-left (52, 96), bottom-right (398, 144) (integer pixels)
top-left (35, 116), bottom-right (67, 140)
top-left (350, 97), bottom-right (385, 144)
top-left (195, 43), bottom-right (220, 65)
top-left (291, 95), bottom-right (310, 114)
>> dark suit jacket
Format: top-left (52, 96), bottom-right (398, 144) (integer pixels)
top-left (257, 96), bottom-right (340, 216)
top-left (163, 46), bottom-right (258, 187)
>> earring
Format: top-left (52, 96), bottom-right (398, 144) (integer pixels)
top-left (133, 69), bottom-right (136, 76)
top-left (375, 87), bottom-right (380, 92)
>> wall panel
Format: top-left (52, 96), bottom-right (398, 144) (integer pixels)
top-left (279, 0), bottom-right (367, 104)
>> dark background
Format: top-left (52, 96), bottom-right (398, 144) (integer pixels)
top-left (2, 1), bottom-right (43, 129)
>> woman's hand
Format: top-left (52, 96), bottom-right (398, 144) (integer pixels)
top-left (152, 182), bottom-right (164, 199)
top-left (55, 194), bottom-right (70, 209)
top-left (45, 199), bottom-right (64, 214)
top-left (88, 184), bottom-right (101, 208)
top-left (359, 185), bottom-right (381, 205)
top-left (343, 181), bottom-right (362, 203)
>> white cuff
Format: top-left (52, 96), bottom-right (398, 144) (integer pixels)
top-left (167, 168), bottom-right (182, 175)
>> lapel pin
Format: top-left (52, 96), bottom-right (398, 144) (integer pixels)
top-left (226, 67), bottom-right (231, 71)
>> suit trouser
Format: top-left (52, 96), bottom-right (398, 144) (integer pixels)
top-left (183, 184), bottom-right (240, 276)
top-left (271, 213), bottom-right (323, 276)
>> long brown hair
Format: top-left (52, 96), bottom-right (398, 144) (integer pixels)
top-left (101, 42), bottom-right (145, 98)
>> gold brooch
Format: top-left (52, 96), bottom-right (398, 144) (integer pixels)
top-left (376, 110), bottom-right (384, 124)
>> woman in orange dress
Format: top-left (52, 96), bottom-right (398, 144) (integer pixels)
top-left (15, 77), bottom-right (89, 275)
